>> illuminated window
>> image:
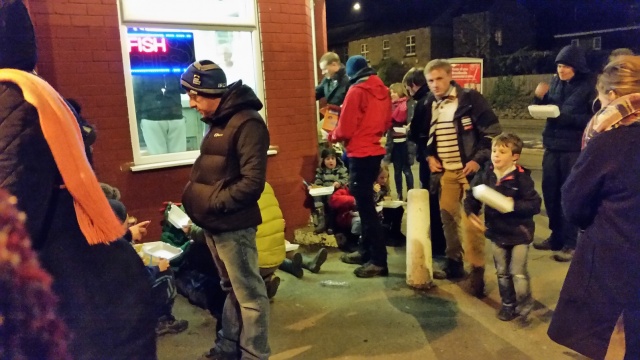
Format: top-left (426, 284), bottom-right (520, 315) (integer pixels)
top-left (382, 40), bottom-right (390, 59)
top-left (361, 43), bottom-right (369, 60)
top-left (118, 0), bottom-right (263, 170)
top-left (495, 30), bottom-right (502, 46)
top-left (405, 35), bottom-right (416, 56)
top-left (593, 36), bottom-right (601, 50)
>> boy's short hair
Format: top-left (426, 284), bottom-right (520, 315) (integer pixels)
top-left (319, 52), bottom-right (340, 65)
top-left (492, 133), bottom-right (524, 155)
top-left (425, 59), bottom-right (452, 75)
top-left (402, 67), bottom-right (426, 87)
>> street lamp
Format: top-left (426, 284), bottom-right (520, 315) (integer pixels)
top-left (353, 2), bottom-right (361, 11)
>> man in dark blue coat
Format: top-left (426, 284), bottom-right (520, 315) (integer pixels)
top-left (532, 45), bottom-right (596, 262)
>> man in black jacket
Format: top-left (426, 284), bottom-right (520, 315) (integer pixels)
top-left (181, 60), bottom-right (271, 360)
top-left (532, 45), bottom-right (596, 262)
top-left (406, 67), bottom-right (446, 257)
top-left (423, 59), bottom-right (502, 297)
top-left (315, 51), bottom-right (350, 107)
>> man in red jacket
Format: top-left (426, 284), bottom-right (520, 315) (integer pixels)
top-left (328, 55), bottom-right (392, 278)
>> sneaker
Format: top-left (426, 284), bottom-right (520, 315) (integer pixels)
top-left (533, 236), bottom-right (554, 251)
top-left (462, 266), bottom-right (485, 298)
top-left (553, 247), bottom-right (575, 262)
top-left (497, 305), bottom-right (517, 321)
top-left (340, 251), bottom-right (367, 265)
top-left (354, 262), bottom-right (389, 278)
top-left (516, 296), bottom-right (535, 318)
top-left (155, 315), bottom-right (189, 336)
top-left (266, 276), bottom-right (280, 299)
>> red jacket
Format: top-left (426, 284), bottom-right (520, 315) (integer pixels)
top-left (329, 74), bottom-right (392, 158)
top-left (328, 188), bottom-right (356, 229)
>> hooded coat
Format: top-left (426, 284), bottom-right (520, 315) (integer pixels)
top-left (534, 45), bottom-right (596, 152)
top-left (182, 80), bottom-right (270, 234)
top-left (328, 67), bottom-right (392, 158)
top-left (0, 1), bottom-right (156, 358)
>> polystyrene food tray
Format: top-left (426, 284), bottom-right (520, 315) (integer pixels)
top-left (528, 105), bottom-right (560, 119)
top-left (142, 242), bottom-right (183, 260)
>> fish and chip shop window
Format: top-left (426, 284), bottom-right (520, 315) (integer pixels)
top-left (118, 0), bottom-right (264, 171)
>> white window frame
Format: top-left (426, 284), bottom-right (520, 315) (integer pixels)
top-left (571, 38), bottom-right (579, 47)
top-left (361, 43), bottom-right (369, 60)
top-left (117, 0), bottom-right (265, 171)
top-left (495, 29), bottom-right (503, 46)
top-left (593, 36), bottom-right (602, 50)
top-left (382, 39), bottom-right (390, 59)
top-left (405, 35), bottom-right (416, 56)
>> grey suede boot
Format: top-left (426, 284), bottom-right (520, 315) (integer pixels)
top-left (463, 266), bottom-right (485, 298)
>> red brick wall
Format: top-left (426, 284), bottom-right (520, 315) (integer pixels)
top-left (26, 0), bottom-right (320, 240)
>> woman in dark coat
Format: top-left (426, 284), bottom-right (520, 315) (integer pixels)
top-left (0, 1), bottom-right (156, 358)
top-left (548, 55), bottom-right (640, 359)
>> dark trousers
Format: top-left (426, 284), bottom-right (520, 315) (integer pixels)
top-left (417, 151), bottom-right (446, 257)
top-left (542, 150), bottom-right (580, 250)
top-left (350, 155), bottom-right (387, 267)
top-left (151, 270), bottom-right (177, 319)
top-left (390, 141), bottom-right (414, 198)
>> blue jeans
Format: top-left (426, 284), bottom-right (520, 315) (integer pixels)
top-left (205, 228), bottom-right (270, 360)
top-left (491, 243), bottom-right (533, 314)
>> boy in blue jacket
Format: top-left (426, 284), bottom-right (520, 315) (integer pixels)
top-left (464, 133), bottom-right (542, 321)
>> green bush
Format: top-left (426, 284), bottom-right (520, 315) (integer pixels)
top-left (487, 76), bottom-right (532, 118)
top-left (374, 58), bottom-right (410, 86)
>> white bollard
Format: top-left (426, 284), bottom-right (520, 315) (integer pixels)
top-left (406, 188), bottom-right (433, 289)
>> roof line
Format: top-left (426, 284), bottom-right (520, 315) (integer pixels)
top-left (554, 25), bottom-right (640, 38)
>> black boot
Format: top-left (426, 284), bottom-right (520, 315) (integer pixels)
top-left (313, 202), bottom-right (326, 234)
top-left (279, 253), bottom-right (303, 278)
top-left (463, 266), bottom-right (485, 298)
top-left (302, 248), bottom-right (328, 273)
top-left (433, 259), bottom-right (465, 280)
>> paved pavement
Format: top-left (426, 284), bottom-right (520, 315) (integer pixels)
top-left (158, 164), bottom-right (595, 360)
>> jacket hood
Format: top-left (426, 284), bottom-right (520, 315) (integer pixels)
top-left (0, 0), bottom-right (37, 71)
top-left (349, 66), bottom-right (377, 84)
top-left (555, 45), bottom-right (589, 74)
top-left (207, 80), bottom-right (263, 125)
top-left (352, 73), bottom-right (389, 101)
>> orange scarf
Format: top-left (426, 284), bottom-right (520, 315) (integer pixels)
top-left (0, 69), bottom-right (124, 245)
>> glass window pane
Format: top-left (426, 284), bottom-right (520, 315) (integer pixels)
top-left (127, 27), bottom-right (257, 157)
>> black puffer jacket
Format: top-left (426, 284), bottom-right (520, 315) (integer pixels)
top-left (182, 80), bottom-right (270, 234)
top-left (315, 66), bottom-right (350, 106)
top-left (534, 46), bottom-right (596, 152)
top-left (464, 165), bottom-right (542, 246)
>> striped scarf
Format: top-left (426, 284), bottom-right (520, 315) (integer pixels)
top-left (583, 93), bottom-right (640, 148)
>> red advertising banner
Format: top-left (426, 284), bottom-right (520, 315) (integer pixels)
top-left (449, 59), bottom-right (483, 93)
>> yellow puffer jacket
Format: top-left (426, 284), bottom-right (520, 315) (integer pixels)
top-left (256, 183), bottom-right (286, 268)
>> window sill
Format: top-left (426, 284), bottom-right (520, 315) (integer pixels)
top-left (130, 145), bottom-right (279, 172)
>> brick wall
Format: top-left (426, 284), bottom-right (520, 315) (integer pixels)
top-left (26, 0), bottom-right (320, 240)
top-left (349, 27), bottom-right (431, 67)
top-left (258, 0), bottom-right (319, 236)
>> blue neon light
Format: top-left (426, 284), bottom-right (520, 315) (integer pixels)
top-left (128, 32), bottom-right (193, 39)
top-left (131, 68), bottom-right (189, 74)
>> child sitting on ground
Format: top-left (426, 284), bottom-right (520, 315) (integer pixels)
top-left (308, 147), bottom-right (349, 234)
top-left (108, 198), bottom-right (189, 336)
top-left (463, 133), bottom-right (542, 321)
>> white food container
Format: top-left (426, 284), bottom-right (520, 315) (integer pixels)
top-left (309, 186), bottom-right (335, 197)
top-left (142, 241), bottom-right (183, 261)
top-left (472, 185), bottom-right (514, 214)
top-left (167, 205), bottom-right (191, 228)
top-left (528, 105), bottom-right (560, 119)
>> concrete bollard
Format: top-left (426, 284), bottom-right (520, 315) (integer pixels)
top-left (406, 188), bottom-right (433, 289)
